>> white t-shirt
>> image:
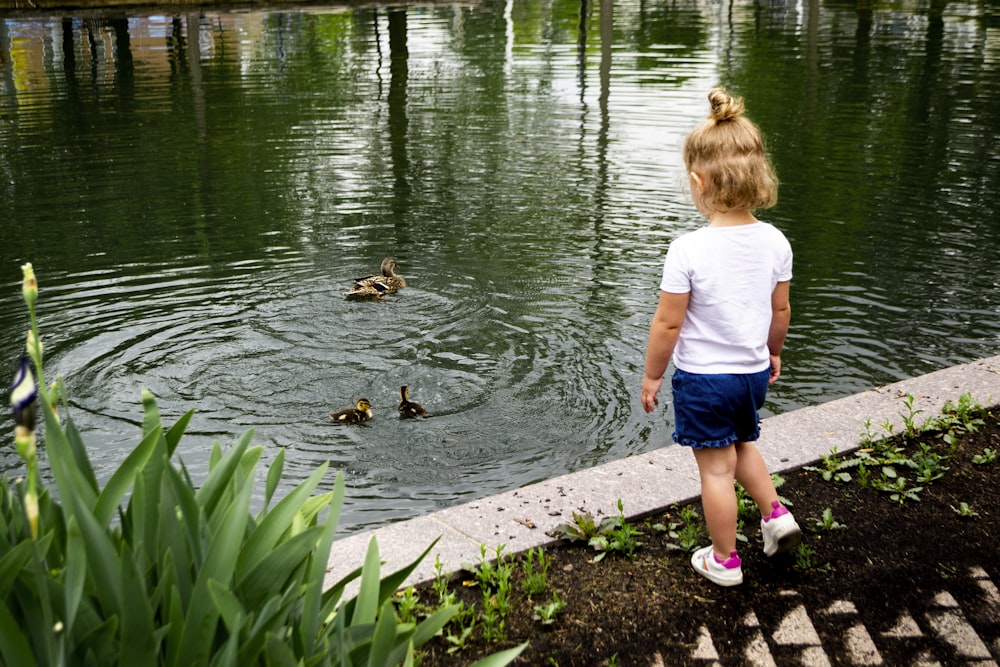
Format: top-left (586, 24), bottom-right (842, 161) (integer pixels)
top-left (660, 221), bottom-right (792, 374)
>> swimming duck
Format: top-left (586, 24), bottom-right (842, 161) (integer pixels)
top-left (344, 258), bottom-right (407, 299)
top-left (329, 398), bottom-right (373, 424)
top-left (398, 385), bottom-right (429, 418)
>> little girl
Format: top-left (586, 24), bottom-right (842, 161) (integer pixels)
top-left (641, 87), bottom-right (801, 586)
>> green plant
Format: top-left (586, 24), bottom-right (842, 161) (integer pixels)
top-left (2, 264), bottom-right (526, 667)
top-left (549, 500), bottom-right (643, 561)
top-left (910, 443), bottom-right (949, 483)
top-left (520, 546), bottom-right (552, 598)
top-left (812, 507), bottom-right (845, 532)
top-left (972, 448), bottom-right (997, 465)
top-left (665, 506), bottom-right (704, 553)
top-left (804, 446), bottom-right (857, 482)
top-left (587, 499), bottom-right (644, 561)
top-left (872, 468), bottom-right (923, 504)
top-left (900, 393), bottom-right (925, 437)
top-left (793, 543), bottom-right (829, 572)
top-left (532, 592), bottom-right (566, 625)
top-left (548, 511), bottom-right (601, 543)
top-left (951, 502), bottom-right (979, 517)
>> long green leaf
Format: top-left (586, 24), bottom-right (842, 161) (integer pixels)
top-left (410, 604), bottom-right (459, 648)
top-left (366, 600), bottom-right (405, 667)
top-left (236, 527), bottom-right (320, 608)
top-left (195, 431), bottom-right (253, 516)
top-left (0, 541), bottom-right (33, 598)
top-left (175, 465), bottom-right (253, 667)
top-left (467, 643), bottom-right (530, 667)
top-left (0, 600), bottom-right (35, 665)
top-left (301, 473), bottom-right (344, 654)
top-left (164, 408), bottom-right (194, 458)
top-left (208, 579), bottom-right (245, 632)
top-left (351, 539), bottom-right (384, 627)
top-left (63, 517), bottom-right (87, 639)
top-left (238, 462), bottom-right (328, 577)
top-left (140, 387), bottom-right (162, 438)
top-left (64, 413), bottom-right (100, 494)
top-left (40, 399), bottom-right (97, 518)
top-left (119, 542), bottom-right (157, 666)
top-left (93, 424), bottom-right (161, 527)
top-left (70, 493), bottom-right (123, 619)
top-left (263, 448), bottom-right (286, 510)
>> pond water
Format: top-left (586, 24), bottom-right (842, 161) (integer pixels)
top-left (1, 0), bottom-right (998, 532)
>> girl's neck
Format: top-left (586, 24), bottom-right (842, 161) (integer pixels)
top-left (707, 210), bottom-right (758, 227)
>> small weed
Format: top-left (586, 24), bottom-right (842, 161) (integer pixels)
top-left (432, 555), bottom-right (457, 607)
top-left (872, 468), bottom-right (922, 505)
top-left (393, 586), bottom-right (423, 624)
top-left (794, 543), bottom-right (817, 570)
top-left (443, 604), bottom-right (477, 654)
top-left (665, 506), bottom-right (704, 553)
top-left (548, 511), bottom-right (601, 543)
top-left (951, 502), bottom-right (979, 517)
top-left (812, 507), bottom-right (846, 532)
top-left (532, 592), bottom-right (566, 625)
top-left (588, 499), bottom-right (644, 561)
top-left (900, 393), bottom-right (925, 437)
top-left (804, 446), bottom-right (856, 482)
top-left (911, 443), bottom-right (949, 483)
top-left (856, 462), bottom-right (871, 488)
top-left (973, 448), bottom-right (997, 465)
top-left (520, 547), bottom-right (552, 598)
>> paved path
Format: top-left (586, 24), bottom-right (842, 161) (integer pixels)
top-left (325, 354), bottom-right (1000, 663)
top-left (648, 564), bottom-right (1000, 666)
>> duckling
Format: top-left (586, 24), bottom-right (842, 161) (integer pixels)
top-left (329, 398), bottom-right (373, 424)
top-left (344, 258), bottom-right (407, 299)
top-left (398, 385), bottom-right (429, 418)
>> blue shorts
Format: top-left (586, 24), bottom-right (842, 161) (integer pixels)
top-left (671, 368), bottom-right (770, 449)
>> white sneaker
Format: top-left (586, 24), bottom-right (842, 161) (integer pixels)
top-left (761, 500), bottom-right (802, 557)
top-left (691, 545), bottom-right (743, 586)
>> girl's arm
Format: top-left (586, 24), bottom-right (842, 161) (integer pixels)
top-left (642, 290), bottom-right (689, 413)
top-left (767, 281), bottom-right (791, 384)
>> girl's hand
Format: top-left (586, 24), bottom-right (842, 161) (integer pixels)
top-left (769, 354), bottom-right (782, 384)
top-left (641, 376), bottom-right (662, 413)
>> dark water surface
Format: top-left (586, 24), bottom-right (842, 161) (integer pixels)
top-left (1, 0), bottom-right (998, 531)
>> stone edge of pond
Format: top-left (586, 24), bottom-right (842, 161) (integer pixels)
top-left (324, 353), bottom-right (1000, 596)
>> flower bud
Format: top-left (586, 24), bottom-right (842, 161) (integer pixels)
top-left (10, 356), bottom-right (37, 431)
top-left (21, 263), bottom-right (37, 309)
top-left (24, 487), bottom-right (38, 539)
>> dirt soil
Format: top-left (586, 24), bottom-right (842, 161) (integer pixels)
top-left (414, 405), bottom-right (1000, 666)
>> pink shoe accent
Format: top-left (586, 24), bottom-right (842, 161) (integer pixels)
top-left (764, 500), bottom-right (788, 522)
top-left (715, 550), bottom-right (742, 568)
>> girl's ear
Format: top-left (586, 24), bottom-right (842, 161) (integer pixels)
top-left (689, 171), bottom-right (705, 192)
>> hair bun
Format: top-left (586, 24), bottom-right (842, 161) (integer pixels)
top-left (707, 87), bottom-right (745, 123)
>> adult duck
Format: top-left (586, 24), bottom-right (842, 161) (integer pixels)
top-left (344, 258), bottom-right (406, 299)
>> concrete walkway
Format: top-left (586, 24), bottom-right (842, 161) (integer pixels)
top-left (325, 354), bottom-right (1000, 597)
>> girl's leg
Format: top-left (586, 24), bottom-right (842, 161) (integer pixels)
top-left (692, 445), bottom-right (739, 558)
top-left (733, 441), bottom-right (779, 517)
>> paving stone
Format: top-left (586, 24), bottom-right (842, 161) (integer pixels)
top-left (883, 612), bottom-right (925, 638)
top-left (925, 608), bottom-right (993, 660)
top-left (692, 625), bottom-right (719, 660)
top-left (844, 623), bottom-right (884, 665)
top-left (744, 630), bottom-right (777, 667)
top-left (800, 645), bottom-right (833, 667)
top-left (773, 605), bottom-right (822, 646)
top-left (932, 591), bottom-right (960, 609)
top-left (823, 600), bottom-right (859, 616)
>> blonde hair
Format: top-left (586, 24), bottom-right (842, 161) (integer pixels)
top-left (683, 87), bottom-right (778, 213)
